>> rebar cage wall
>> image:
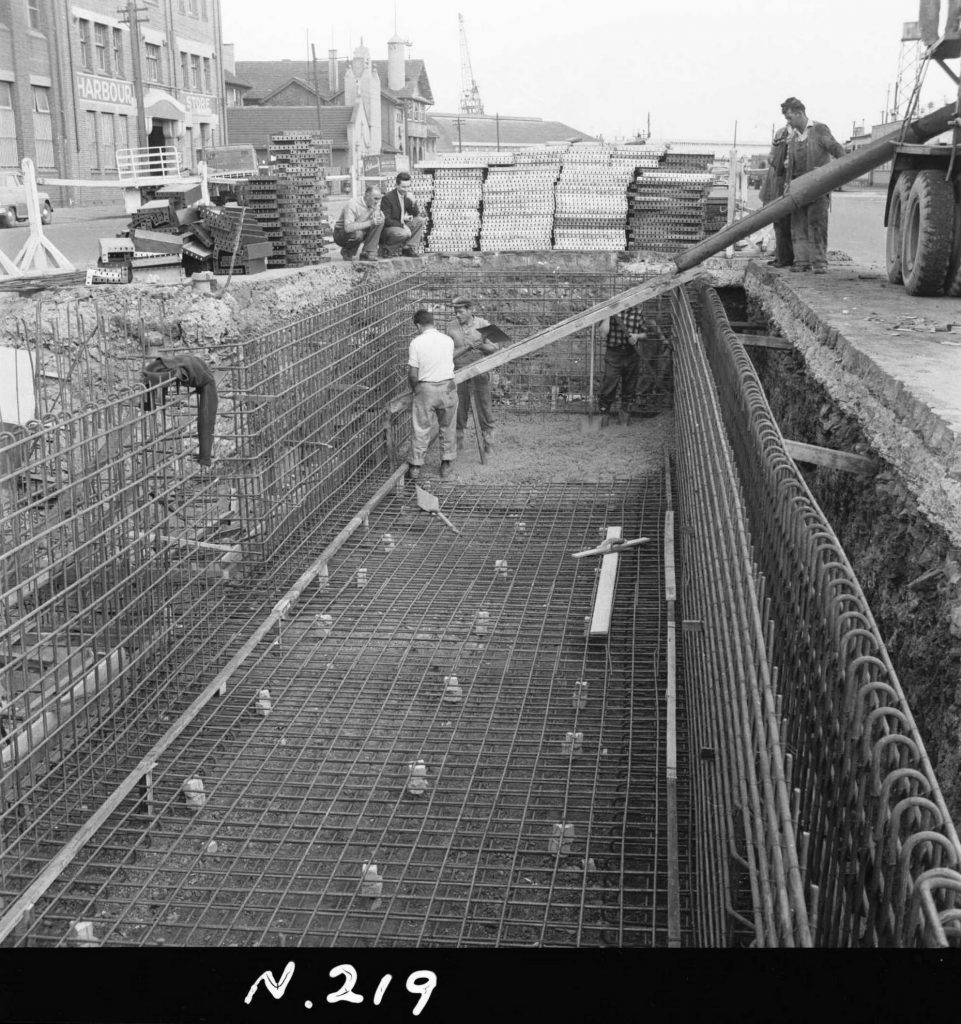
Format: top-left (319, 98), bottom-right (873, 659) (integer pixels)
top-left (677, 281), bottom-right (961, 947)
top-left (0, 263), bottom-right (672, 944)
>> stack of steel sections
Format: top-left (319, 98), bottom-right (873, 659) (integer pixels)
top-left (626, 169), bottom-right (715, 254)
top-left (268, 133), bottom-right (332, 267)
top-left (479, 164), bottom-right (558, 251)
top-left (425, 168), bottom-right (484, 253)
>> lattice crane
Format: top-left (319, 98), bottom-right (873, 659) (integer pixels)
top-left (458, 13), bottom-right (484, 115)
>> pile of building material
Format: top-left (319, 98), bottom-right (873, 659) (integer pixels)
top-left (200, 207), bottom-right (272, 276)
top-left (625, 168), bottom-right (715, 253)
top-left (479, 164), bottom-right (557, 250)
top-left (425, 168), bottom-right (484, 252)
top-left (268, 132), bottom-right (332, 267)
top-left (241, 176), bottom-right (286, 268)
top-left (552, 144), bottom-right (635, 251)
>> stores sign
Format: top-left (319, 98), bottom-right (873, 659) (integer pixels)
top-left (77, 73), bottom-right (135, 107)
top-left (185, 94), bottom-right (212, 115)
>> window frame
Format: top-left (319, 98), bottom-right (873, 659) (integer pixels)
top-left (145, 43), bottom-right (162, 83)
top-left (78, 19), bottom-right (91, 70)
top-left (94, 22), bottom-right (109, 72)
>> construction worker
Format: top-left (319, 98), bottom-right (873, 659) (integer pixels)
top-left (782, 97), bottom-right (845, 275)
top-left (332, 185), bottom-right (385, 262)
top-left (597, 308), bottom-right (665, 424)
top-left (447, 296), bottom-right (499, 455)
top-left (760, 124), bottom-right (794, 268)
top-left (406, 309), bottom-right (458, 481)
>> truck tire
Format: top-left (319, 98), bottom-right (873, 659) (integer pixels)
top-left (886, 171), bottom-right (916, 284)
top-left (944, 181), bottom-right (961, 297)
top-left (902, 169), bottom-right (955, 296)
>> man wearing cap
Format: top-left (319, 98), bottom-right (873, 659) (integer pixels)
top-left (380, 172), bottom-right (427, 257)
top-left (781, 97), bottom-right (845, 274)
top-left (447, 297), bottom-right (499, 455)
top-left (407, 308), bottom-right (458, 481)
top-left (759, 123), bottom-right (793, 268)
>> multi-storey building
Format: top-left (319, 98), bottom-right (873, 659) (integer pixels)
top-left (0, 0), bottom-right (227, 204)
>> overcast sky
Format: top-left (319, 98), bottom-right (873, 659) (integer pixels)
top-left (221, 0), bottom-right (953, 143)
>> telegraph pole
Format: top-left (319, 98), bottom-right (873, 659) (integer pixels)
top-left (122, 0), bottom-right (149, 148)
top-left (454, 116), bottom-right (464, 152)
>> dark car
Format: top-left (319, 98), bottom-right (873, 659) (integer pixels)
top-left (0, 170), bottom-right (53, 227)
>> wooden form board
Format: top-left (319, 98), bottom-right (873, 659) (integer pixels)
top-left (588, 526), bottom-right (622, 639)
top-left (733, 332), bottom-right (793, 351)
top-left (664, 507), bottom-right (681, 947)
top-left (784, 439), bottom-right (876, 476)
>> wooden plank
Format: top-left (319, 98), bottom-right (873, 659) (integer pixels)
top-left (665, 499), bottom-right (680, 947)
top-left (588, 526), bottom-right (622, 638)
top-left (734, 332), bottom-right (793, 351)
top-left (389, 267), bottom-right (708, 415)
top-left (784, 439), bottom-right (876, 475)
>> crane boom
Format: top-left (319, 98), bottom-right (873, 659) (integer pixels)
top-left (458, 13), bottom-right (484, 115)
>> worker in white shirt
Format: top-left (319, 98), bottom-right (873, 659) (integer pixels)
top-left (407, 309), bottom-right (458, 481)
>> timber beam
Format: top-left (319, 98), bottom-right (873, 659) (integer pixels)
top-left (784, 439), bottom-right (877, 475)
top-left (734, 333), bottom-right (793, 351)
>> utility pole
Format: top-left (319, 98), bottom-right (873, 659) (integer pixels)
top-left (495, 112), bottom-right (500, 151)
top-left (454, 116), bottom-right (464, 152)
top-left (311, 43), bottom-right (324, 135)
top-left (122, 0), bottom-right (149, 149)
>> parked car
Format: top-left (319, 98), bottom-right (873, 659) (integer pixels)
top-left (0, 170), bottom-right (53, 227)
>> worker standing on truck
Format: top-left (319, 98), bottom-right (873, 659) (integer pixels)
top-left (782, 97), bottom-right (845, 275)
top-left (759, 124), bottom-right (794, 268)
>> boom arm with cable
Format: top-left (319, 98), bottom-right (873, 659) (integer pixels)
top-left (458, 13), bottom-right (484, 115)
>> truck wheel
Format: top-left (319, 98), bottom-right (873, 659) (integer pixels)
top-left (902, 169), bottom-right (955, 296)
top-left (885, 171), bottom-right (916, 284)
top-left (944, 182), bottom-right (961, 297)
top-left (0, 206), bottom-right (15, 228)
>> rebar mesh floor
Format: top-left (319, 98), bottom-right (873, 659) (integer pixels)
top-left (23, 479), bottom-right (692, 947)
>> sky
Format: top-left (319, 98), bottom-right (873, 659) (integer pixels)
top-left (221, 0), bottom-right (955, 144)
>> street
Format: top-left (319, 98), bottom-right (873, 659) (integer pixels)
top-left (0, 203), bottom-right (128, 270)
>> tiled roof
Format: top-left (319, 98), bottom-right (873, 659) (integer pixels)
top-left (226, 105), bottom-right (354, 150)
top-left (428, 113), bottom-right (595, 151)
top-left (235, 58), bottom-right (433, 105)
top-left (224, 69), bottom-right (252, 89)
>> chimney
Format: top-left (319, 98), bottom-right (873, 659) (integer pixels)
top-left (387, 35), bottom-right (406, 92)
top-left (222, 43), bottom-right (236, 76)
top-left (352, 40), bottom-right (369, 79)
top-left (328, 48), bottom-right (338, 92)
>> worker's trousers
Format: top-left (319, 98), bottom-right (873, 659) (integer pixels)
top-left (410, 379), bottom-right (458, 465)
top-left (774, 216), bottom-right (794, 266)
top-left (790, 194), bottom-right (831, 269)
top-left (456, 374), bottom-right (494, 441)
top-left (333, 221), bottom-right (383, 258)
top-left (598, 346), bottom-right (641, 412)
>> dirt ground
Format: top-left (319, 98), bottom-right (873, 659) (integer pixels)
top-left (413, 409), bottom-right (675, 486)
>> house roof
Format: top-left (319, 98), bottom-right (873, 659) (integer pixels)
top-left (226, 105), bottom-right (354, 151)
top-left (235, 58), bottom-right (433, 106)
top-left (428, 113), bottom-right (595, 151)
top-left (224, 69), bottom-right (252, 89)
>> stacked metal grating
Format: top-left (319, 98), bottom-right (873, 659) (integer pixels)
top-left (199, 206), bottom-right (273, 275)
top-left (479, 164), bottom-right (558, 251)
top-left (626, 169), bottom-right (716, 254)
top-left (268, 132), bottom-right (333, 267)
top-left (242, 176), bottom-right (286, 268)
top-left (552, 145), bottom-right (638, 252)
top-left (425, 168), bottom-right (484, 253)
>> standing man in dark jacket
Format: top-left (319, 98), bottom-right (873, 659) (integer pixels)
top-left (380, 171), bottom-right (426, 257)
top-left (759, 124), bottom-right (793, 268)
top-left (782, 97), bottom-right (845, 274)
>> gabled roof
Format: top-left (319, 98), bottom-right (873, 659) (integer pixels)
top-left (235, 58), bottom-right (433, 106)
top-left (226, 105), bottom-right (354, 150)
top-left (428, 113), bottom-right (595, 152)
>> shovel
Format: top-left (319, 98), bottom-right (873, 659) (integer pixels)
top-left (571, 536), bottom-right (649, 559)
top-left (415, 485), bottom-right (461, 534)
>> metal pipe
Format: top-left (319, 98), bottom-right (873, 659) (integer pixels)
top-left (674, 101), bottom-right (958, 272)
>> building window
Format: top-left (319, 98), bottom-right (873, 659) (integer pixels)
top-left (190, 54), bottom-right (201, 91)
top-left (112, 28), bottom-right (123, 73)
top-left (94, 23), bottom-right (108, 72)
top-left (78, 20), bottom-right (91, 69)
top-left (180, 51), bottom-right (189, 88)
top-left (145, 43), bottom-right (161, 83)
top-left (202, 57), bottom-right (211, 93)
top-left (118, 114), bottom-right (130, 152)
top-left (85, 110), bottom-right (99, 171)
top-left (0, 81), bottom-right (18, 169)
top-left (201, 0), bottom-right (208, 19)
top-left (27, 0), bottom-right (41, 30)
top-left (188, 0), bottom-right (198, 15)
top-left (178, 0), bottom-right (186, 12)
top-left (32, 87), bottom-right (55, 168)
top-left (101, 112), bottom-right (117, 172)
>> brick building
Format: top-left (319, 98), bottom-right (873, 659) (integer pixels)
top-left (0, 0), bottom-right (227, 205)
